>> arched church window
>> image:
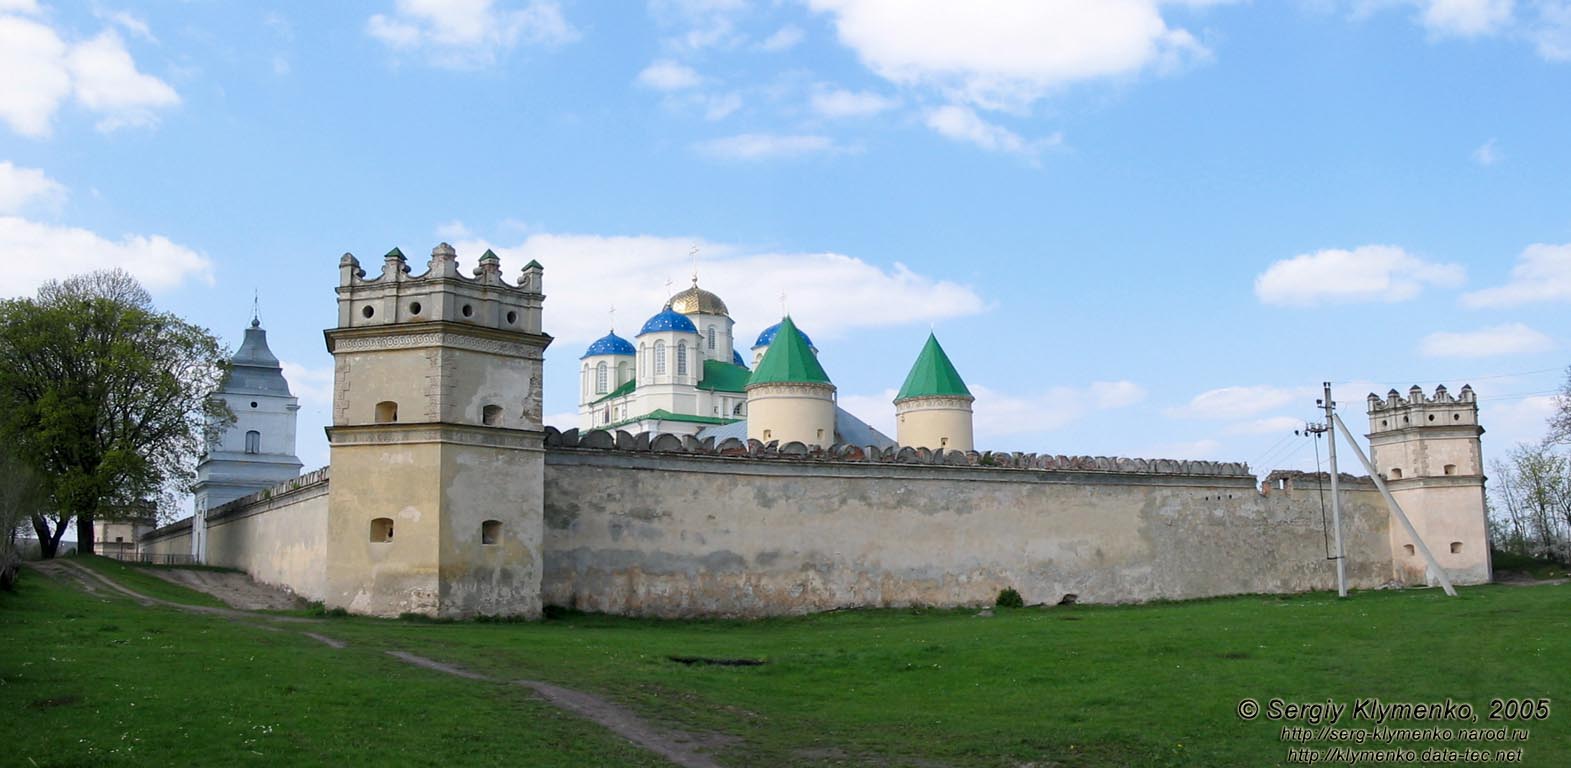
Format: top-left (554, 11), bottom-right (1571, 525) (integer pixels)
top-left (654, 341), bottom-right (667, 375)
top-left (244, 430), bottom-right (261, 454)
top-left (706, 326), bottom-right (716, 351)
top-left (375, 401), bottom-right (398, 423)
top-left (595, 362), bottom-right (608, 393)
top-left (482, 405), bottom-right (503, 426)
top-left (677, 342), bottom-right (688, 376)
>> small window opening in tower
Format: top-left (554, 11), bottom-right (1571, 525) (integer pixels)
top-left (250, 401), bottom-right (258, 409)
top-left (1428, 414), bottom-right (1435, 421)
top-left (244, 430), bottom-right (261, 454)
top-left (707, 326), bottom-right (716, 351)
top-left (370, 518), bottom-right (394, 542)
top-left (1389, 468), bottom-right (1403, 479)
top-left (1444, 464), bottom-right (1456, 476)
top-left (677, 342), bottom-right (688, 376)
top-left (816, 428), bottom-right (824, 441)
top-left (1450, 541), bottom-right (1463, 554)
top-left (482, 520), bottom-right (501, 545)
top-left (1454, 413), bottom-right (1461, 421)
top-left (375, 401), bottom-right (398, 423)
top-left (409, 301), bottom-right (422, 315)
top-left (940, 437), bottom-right (949, 447)
top-left (1403, 544), bottom-right (1415, 556)
top-left (763, 429), bottom-right (772, 440)
top-left (482, 405), bottom-right (503, 426)
top-left (595, 362), bottom-right (608, 394)
top-left (654, 341), bottom-right (667, 375)
top-left (461, 304), bottom-right (474, 317)
top-left (506, 310), bottom-right (517, 325)
top-left (361, 305), bottom-right (374, 319)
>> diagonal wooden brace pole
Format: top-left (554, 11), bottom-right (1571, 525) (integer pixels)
top-left (1331, 412), bottom-right (1457, 597)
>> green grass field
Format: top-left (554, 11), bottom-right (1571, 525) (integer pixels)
top-left (3, 559), bottom-right (1568, 767)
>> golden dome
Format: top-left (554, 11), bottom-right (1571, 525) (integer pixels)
top-left (667, 283), bottom-right (730, 316)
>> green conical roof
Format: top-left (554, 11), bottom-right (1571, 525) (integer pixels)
top-left (747, 316), bottom-right (831, 387)
top-left (895, 333), bottom-right (971, 401)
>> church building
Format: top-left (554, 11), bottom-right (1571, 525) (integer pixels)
top-left (577, 280), bottom-right (968, 451)
top-left (191, 314), bottom-right (304, 561)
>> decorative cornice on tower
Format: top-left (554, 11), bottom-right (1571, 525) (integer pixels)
top-left (1365, 383), bottom-right (1480, 436)
top-left (332, 243), bottom-right (548, 336)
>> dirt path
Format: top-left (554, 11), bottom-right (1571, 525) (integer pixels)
top-left (28, 560), bottom-right (734, 768)
top-left (390, 651), bottom-right (734, 768)
top-left (142, 568), bottom-right (305, 611)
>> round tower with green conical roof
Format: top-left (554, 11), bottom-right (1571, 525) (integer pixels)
top-left (894, 332), bottom-right (974, 451)
top-left (744, 315), bottom-right (836, 448)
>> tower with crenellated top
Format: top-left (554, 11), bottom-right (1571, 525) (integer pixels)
top-left (1366, 384), bottom-right (1490, 586)
top-left (323, 243), bottom-right (552, 618)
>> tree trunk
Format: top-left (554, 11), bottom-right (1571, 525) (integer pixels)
top-left (76, 512), bottom-right (95, 556)
top-left (31, 514), bottom-right (59, 559)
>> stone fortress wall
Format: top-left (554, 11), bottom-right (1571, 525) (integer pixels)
top-left (148, 431), bottom-right (1407, 616)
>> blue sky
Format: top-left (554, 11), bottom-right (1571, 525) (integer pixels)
top-left (3, 0), bottom-right (1569, 476)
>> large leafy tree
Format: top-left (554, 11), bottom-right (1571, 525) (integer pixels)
top-left (0, 445), bottom-right (45, 586)
top-left (1552, 365), bottom-right (1571, 445)
top-left (0, 270), bottom-right (230, 557)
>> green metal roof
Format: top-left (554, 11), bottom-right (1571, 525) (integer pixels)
top-left (603, 409), bottom-right (739, 430)
top-left (747, 316), bottom-right (831, 387)
top-left (697, 359), bottom-right (751, 393)
top-left (895, 332), bottom-right (972, 400)
top-left (589, 378), bottom-right (635, 405)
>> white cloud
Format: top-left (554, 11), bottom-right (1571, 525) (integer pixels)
top-left (810, 86), bottom-right (898, 118)
top-left (0, 216), bottom-right (213, 297)
top-left (759, 24), bottom-right (804, 52)
top-left (702, 92), bottom-right (741, 120)
top-left (647, 0), bottom-right (746, 51)
top-left (1168, 384), bottom-right (1301, 420)
top-left (1461, 243), bottom-right (1571, 307)
top-left (636, 59), bottom-right (702, 91)
top-left (1481, 394), bottom-right (1560, 449)
top-left (100, 10), bottom-right (155, 42)
top-left (1360, 0), bottom-right (1571, 61)
top-left (971, 381), bottom-right (1147, 440)
top-left (0, 161), bottom-right (66, 214)
top-left (0, 15), bottom-right (178, 137)
top-left (279, 361), bottom-right (334, 410)
top-left (1417, 0), bottom-right (1515, 38)
top-left (694, 133), bottom-right (844, 159)
top-left (924, 104), bottom-right (1060, 157)
top-left (1253, 245), bottom-right (1465, 306)
top-left (435, 219), bottom-right (473, 240)
top-left (367, 0), bottom-right (577, 68)
top-left (1419, 323), bottom-right (1555, 358)
top-left (0, 14), bottom-right (72, 137)
top-left (1472, 137), bottom-right (1500, 166)
top-left (1532, 1), bottom-right (1571, 60)
top-left (445, 233), bottom-right (987, 347)
top-left (839, 381), bottom-right (1146, 447)
top-left (807, 0), bottom-right (1218, 111)
top-left (1224, 415), bottom-right (1305, 436)
top-left (68, 31), bottom-right (180, 132)
top-left (1146, 438), bottom-right (1225, 460)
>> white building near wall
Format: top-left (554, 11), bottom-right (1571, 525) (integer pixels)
top-left (191, 316), bottom-right (303, 561)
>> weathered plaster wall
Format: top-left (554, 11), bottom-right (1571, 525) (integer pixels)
top-left (141, 519), bottom-right (192, 557)
top-left (542, 449), bottom-right (1394, 617)
top-left (205, 469), bottom-right (330, 601)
